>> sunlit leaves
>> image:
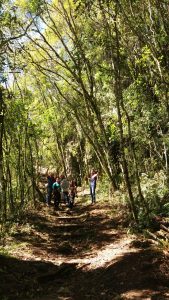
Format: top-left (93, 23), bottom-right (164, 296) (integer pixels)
top-left (14, 0), bottom-right (44, 14)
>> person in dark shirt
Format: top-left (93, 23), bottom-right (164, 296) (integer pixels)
top-left (46, 171), bottom-right (55, 206)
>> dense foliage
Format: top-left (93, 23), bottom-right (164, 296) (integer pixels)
top-left (0, 0), bottom-right (169, 230)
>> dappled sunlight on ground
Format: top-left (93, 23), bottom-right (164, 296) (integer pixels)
top-left (0, 196), bottom-right (169, 300)
top-left (121, 289), bottom-right (169, 299)
top-left (69, 234), bottom-right (138, 270)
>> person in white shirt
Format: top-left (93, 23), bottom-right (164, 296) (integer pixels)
top-left (60, 175), bottom-right (70, 206)
top-left (89, 170), bottom-right (98, 204)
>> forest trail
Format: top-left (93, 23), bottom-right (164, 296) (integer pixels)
top-left (1, 194), bottom-right (169, 300)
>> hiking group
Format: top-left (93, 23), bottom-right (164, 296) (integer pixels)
top-left (45, 169), bottom-right (98, 210)
top-left (46, 172), bottom-right (77, 210)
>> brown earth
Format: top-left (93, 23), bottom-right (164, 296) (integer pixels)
top-left (0, 195), bottom-right (169, 300)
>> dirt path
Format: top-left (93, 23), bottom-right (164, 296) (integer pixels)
top-left (0, 196), bottom-right (169, 300)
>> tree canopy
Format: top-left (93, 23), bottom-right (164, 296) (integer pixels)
top-left (0, 0), bottom-right (169, 228)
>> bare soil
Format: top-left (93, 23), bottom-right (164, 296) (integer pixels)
top-left (0, 196), bottom-right (169, 300)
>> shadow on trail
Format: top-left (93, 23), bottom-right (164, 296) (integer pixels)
top-left (0, 248), bottom-right (168, 300)
top-left (12, 199), bottom-right (121, 258)
top-left (0, 253), bottom-right (78, 300)
top-left (70, 249), bottom-right (169, 300)
top-left (2, 197), bottom-right (169, 299)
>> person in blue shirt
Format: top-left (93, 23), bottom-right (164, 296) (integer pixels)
top-left (89, 170), bottom-right (98, 204)
top-left (52, 178), bottom-right (61, 209)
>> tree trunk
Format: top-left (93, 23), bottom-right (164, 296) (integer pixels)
top-left (0, 88), bottom-right (6, 224)
top-left (113, 9), bottom-right (138, 222)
